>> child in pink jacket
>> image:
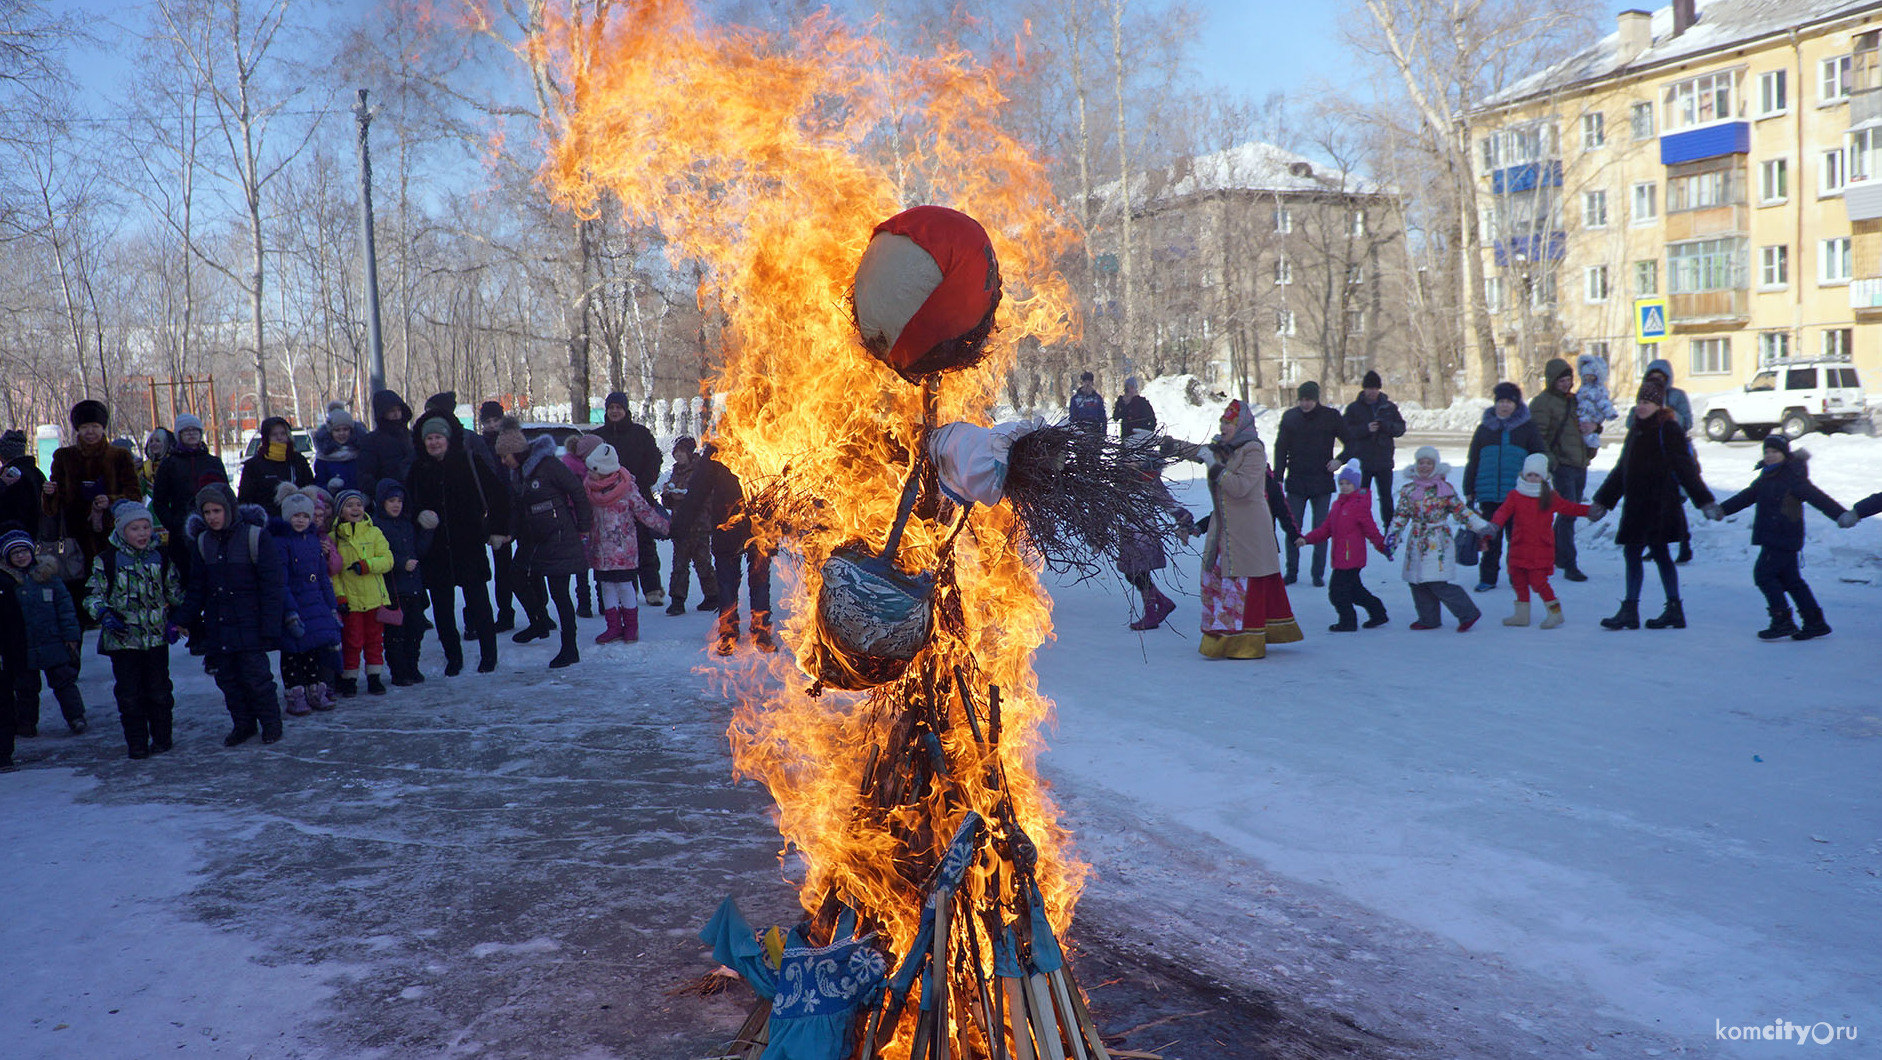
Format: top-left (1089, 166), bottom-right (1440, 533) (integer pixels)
top-left (582, 443), bottom-right (671, 644)
top-left (1297, 460), bottom-right (1391, 631)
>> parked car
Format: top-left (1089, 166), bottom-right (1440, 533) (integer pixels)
top-left (240, 427), bottom-right (314, 460)
top-left (1702, 360), bottom-right (1866, 442)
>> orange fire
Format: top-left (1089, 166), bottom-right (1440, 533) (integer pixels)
top-left (534, 0), bottom-right (1084, 1040)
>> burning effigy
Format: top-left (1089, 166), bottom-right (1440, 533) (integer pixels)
top-left (535, 5), bottom-right (1181, 1056)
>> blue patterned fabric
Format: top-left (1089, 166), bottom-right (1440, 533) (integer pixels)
top-left (699, 896), bottom-right (777, 1000)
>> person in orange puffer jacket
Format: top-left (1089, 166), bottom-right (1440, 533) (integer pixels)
top-left (1296, 460), bottom-right (1390, 632)
top-left (1489, 453), bottom-right (1590, 629)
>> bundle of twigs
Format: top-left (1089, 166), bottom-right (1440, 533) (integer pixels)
top-left (1001, 423), bottom-right (1187, 577)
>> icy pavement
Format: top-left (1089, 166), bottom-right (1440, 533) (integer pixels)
top-left (2, 430), bottom-right (1878, 1059)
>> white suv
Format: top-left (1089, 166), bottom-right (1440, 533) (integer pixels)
top-left (1702, 360), bottom-right (1866, 442)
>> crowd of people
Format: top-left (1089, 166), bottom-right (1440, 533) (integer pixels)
top-left (1091, 363), bottom-right (1882, 661)
top-left (0, 390), bottom-right (772, 770)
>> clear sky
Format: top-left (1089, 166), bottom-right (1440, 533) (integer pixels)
top-left (1187, 0), bottom-right (1349, 103)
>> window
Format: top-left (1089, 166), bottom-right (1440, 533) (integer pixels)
top-left (1631, 182), bottom-right (1658, 223)
top-left (1691, 337), bottom-right (1732, 375)
top-left (1821, 55), bottom-right (1852, 103)
top-left (1832, 366), bottom-right (1859, 385)
top-left (1346, 263), bottom-right (1365, 286)
top-left (1850, 128), bottom-right (1881, 182)
top-left (1822, 148), bottom-right (1847, 195)
top-left (1759, 245), bottom-right (1789, 287)
top-left (1637, 344), bottom-right (1657, 374)
top-left (1821, 236), bottom-right (1853, 284)
top-left (1630, 101), bottom-right (1655, 140)
top-left (1345, 309), bottom-right (1366, 334)
top-left (1664, 71), bottom-right (1735, 131)
top-left (1635, 260), bottom-right (1659, 296)
top-left (1273, 207), bottom-right (1294, 233)
top-left (1486, 123), bottom-right (1559, 166)
top-left (1583, 189), bottom-right (1609, 228)
top-left (1583, 112), bottom-right (1606, 149)
top-left (1275, 309), bottom-right (1297, 335)
top-left (1668, 237), bottom-right (1746, 292)
top-left (1350, 210), bottom-right (1367, 237)
top-left (1589, 341), bottom-right (1610, 362)
top-left (1478, 207), bottom-right (1500, 243)
top-left (1759, 158), bottom-right (1789, 203)
top-left (1785, 367), bottom-right (1817, 389)
top-left (1529, 272), bottom-right (1558, 307)
top-left (1758, 331), bottom-right (1791, 365)
top-left (1823, 327), bottom-right (1854, 359)
top-left (1481, 136), bottom-right (1498, 174)
top-left (1747, 370), bottom-right (1777, 391)
top-left (1667, 168), bottom-right (1738, 210)
top-left (1758, 69), bottom-right (1788, 116)
top-left (1585, 264), bottom-right (1610, 302)
top-left (1484, 276), bottom-right (1505, 311)
top-left (1274, 259), bottom-right (1293, 285)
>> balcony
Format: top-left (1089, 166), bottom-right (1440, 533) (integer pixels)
top-left (1665, 202), bottom-right (1749, 241)
top-left (1491, 161), bottom-right (1562, 194)
top-left (1491, 232), bottom-right (1566, 267)
top-left (1668, 289), bottom-right (1749, 326)
top-left (1660, 122), bottom-right (1750, 166)
top-left (1850, 276), bottom-right (1882, 314)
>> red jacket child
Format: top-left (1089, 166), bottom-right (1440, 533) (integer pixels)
top-left (1490, 456), bottom-right (1590, 569)
top-left (1300, 487), bottom-right (1389, 570)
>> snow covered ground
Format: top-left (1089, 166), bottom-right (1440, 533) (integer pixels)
top-left (2, 417), bottom-right (1878, 1058)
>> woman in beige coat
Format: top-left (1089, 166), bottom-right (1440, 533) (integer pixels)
top-left (1197, 400), bottom-right (1304, 659)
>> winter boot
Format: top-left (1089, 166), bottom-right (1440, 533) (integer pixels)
top-left (284, 687), bottom-right (312, 716)
top-left (1676, 540), bottom-right (1693, 564)
top-left (336, 674), bottom-right (360, 698)
top-left (366, 671), bottom-right (387, 696)
top-left (223, 723), bottom-right (257, 747)
top-left (665, 600), bottom-right (686, 616)
top-left (1146, 589), bottom-right (1177, 628)
top-left (1540, 600), bottom-right (1565, 629)
top-left (576, 581), bottom-right (594, 620)
top-left (512, 618), bottom-right (553, 644)
top-left (1563, 567), bottom-right (1589, 582)
top-left (443, 651), bottom-right (464, 677)
top-left (492, 609), bottom-right (516, 634)
top-left (1362, 608), bottom-right (1390, 629)
top-left (1645, 599), bottom-right (1686, 629)
top-left (619, 607), bottom-right (640, 644)
top-left (1327, 619), bottom-right (1358, 633)
top-left (1792, 607), bottom-right (1832, 641)
top-left (1503, 601), bottom-right (1531, 627)
top-left (1455, 615), bottom-right (1480, 632)
top-left (1758, 607), bottom-right (1798, 640)
top-left (309, 683), bottom-right (337, 711)
top-left (1600, 601), bottom-right (1640, 630)
top-left (645, 587), bottom-right (667, 608)
top-left (595, 607), bottom-right (626, 645)
top-left (751, 612), bottom-right (778, 654)
top-left (548, 628), bottom-right (580, 669)
top-left (68, 715), bottom-right (89, 735)
top-left (696, 596), bottom-right (720, 612)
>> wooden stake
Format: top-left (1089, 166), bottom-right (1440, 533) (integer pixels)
top-left (933, 889), bottom-right (952, 1060)
top-left (1028, 973), bottom-right (1068, 1060)
top-left (1047, 969), bottom-right (1091, 1060)
top-left (1060, 965), bottom-right (1114, 1060)
top-left (1003, 977), bottom-right (1036, 1060)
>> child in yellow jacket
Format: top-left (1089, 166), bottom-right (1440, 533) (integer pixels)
top-left (331, 488), bottom-right (394, 696)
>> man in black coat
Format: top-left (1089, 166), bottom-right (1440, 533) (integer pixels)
top-left (407, 411), bottom-right (511, 674)
top-left (476, 399), bottom-right (517, 630)
top-left (1336, 370), bottom-right (1406, 527)
top-left (670, 443), bottom-right (772, 654)
top-left (594, 392), bottom-right (666, 606)
top-left (1112, 376), bottom-right (1157, 439)
top-left (150, 413), bottom-right (229, 584)
top-left (1273, 381), bottom-right (1349, 586)
top-left (0, 430), bottom-right (47, 535)
top-left (358, 389), bottom-right (415, 496)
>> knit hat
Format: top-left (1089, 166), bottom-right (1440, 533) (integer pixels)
top-left (569, 433), bottom-right (603, 459)
top-left (1337, 458), bottom-right (1363, 488)
top-left (1079, 371), bottom-right (1094, 383)
top-left (1297, 381), bottom-right (1320, 402)
top-left (673, 435), bottom-right (698, 455)
top-left (0, 528), bottom-right (34, 561)
top-left (1492, 381), bottom-right (1522, 403)
top-left (1124, 375), bottom-right (1141, 390)
top-left (194, 481), bottom-right (236, 515)
top-left (604, 391), bottom-right (632, 415)
top-left (0, 429), bottom-right (26, 461)
top-left (1521, 452), bottom-right (1550, 480)
top-left (1362, 369), bottom-right (1383, 389)
top-left (325, 401), bottom-right (354, 430)
top-left (70, 399), bottom-right (108, 429)
top-left (418, 414), bottom-right (454, 440)
top-left (333, 488), bottom-right (368, 516)
top-left (585, 442), bottom-right (622, 475)
top-left (492, 418), bottom-right (529, 457)
top-left (174, 412), bottom-right (204, 436)
top-left (1763, 433), bottom-right (1791, 456)
top-left (1636, 379), bottom-right (1666, 406)
top-left (1414, 445), bottom-right (1441, 464)
top-left (279, 491), bottom-right (316, 521)
top-left (478, 400), bottom-right (505, 424)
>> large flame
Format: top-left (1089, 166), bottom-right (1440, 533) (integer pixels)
top-left (534, 0), bottom-right (1084, 1010)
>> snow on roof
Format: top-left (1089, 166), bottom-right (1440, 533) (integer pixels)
top-left (1482, 0), bottom-right (1882, 112)
top-left (1094, 141), bottom-right (1395, 216)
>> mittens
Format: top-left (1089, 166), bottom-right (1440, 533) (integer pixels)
top-left (285, 613), bottom-right (306, 639)
top-left (350, 560), bottom-right (370, 575)
top-left (98, 610), bottom-right (129, 633)
top-left (417, 510), bottom-right (440, 530)
top-left (1703, 503), bottom-right (1724, 522)
top-left (1838, 511), bottom-right (1860, 529)
top-left (1586, 504), bottom-right (1607, 522)
top-left (163, 623), bottom-right (181, 645)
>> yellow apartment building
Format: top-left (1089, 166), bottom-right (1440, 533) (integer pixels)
top-left (1467, 0), bottom-right (1882, 406)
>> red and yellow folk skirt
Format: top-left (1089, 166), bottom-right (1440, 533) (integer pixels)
top-left (1198, 565), bottom-right (1302, 659)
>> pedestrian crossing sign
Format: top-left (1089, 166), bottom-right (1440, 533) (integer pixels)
top-left (1635, 298), bottom-right (1668, 344)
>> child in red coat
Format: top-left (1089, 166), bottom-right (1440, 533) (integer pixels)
top-left (1489, 453), bottom-right (1590, 628)
top-left (1297, 461), bottom-right (1391, 631)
